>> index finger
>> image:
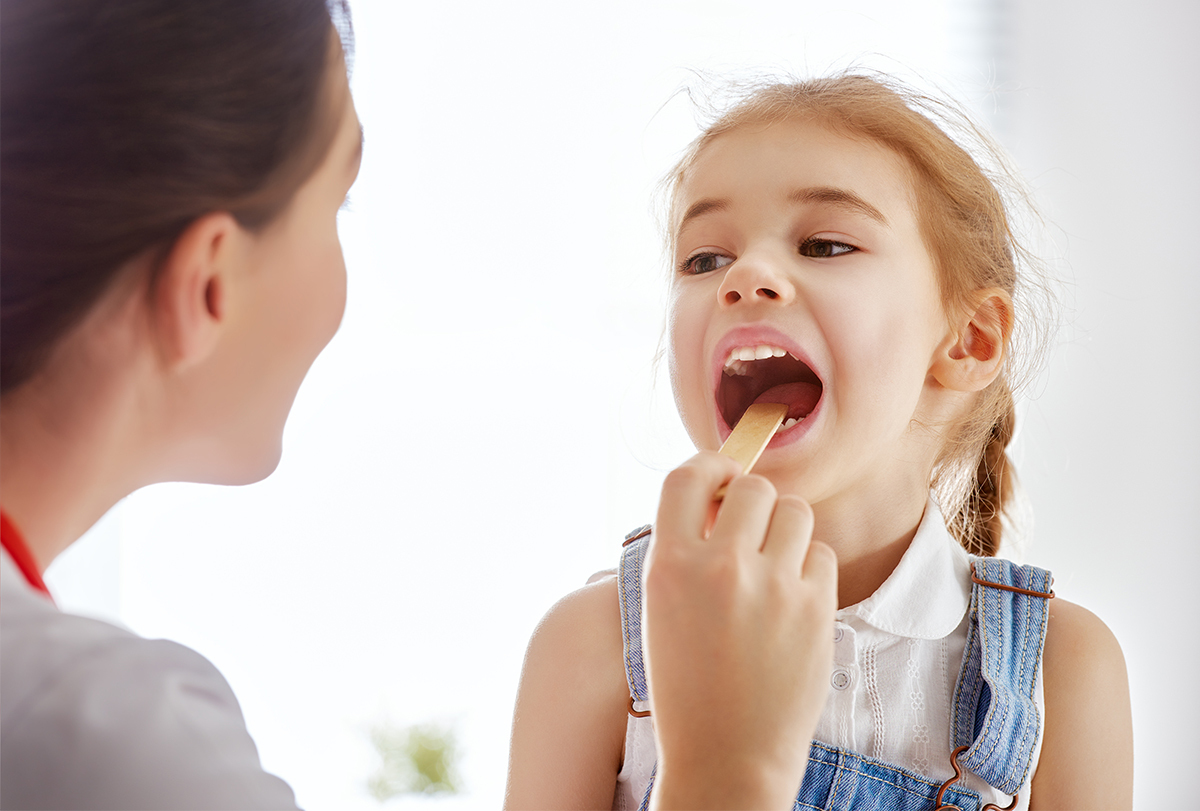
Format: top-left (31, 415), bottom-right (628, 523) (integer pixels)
top-left (655, 452), bottom-right (743, 545)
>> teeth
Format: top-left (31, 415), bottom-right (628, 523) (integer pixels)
top-left (723, 344), bottom-right (794, 371)
top-left (781, 417), bottom-right (801, 429)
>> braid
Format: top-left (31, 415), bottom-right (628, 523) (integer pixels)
top-left (957, 386), bottom-right (1016, 556)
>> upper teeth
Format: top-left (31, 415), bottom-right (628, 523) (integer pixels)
top-left (723, 345), bottom-right (792, 375)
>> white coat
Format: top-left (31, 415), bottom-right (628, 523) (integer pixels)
top-left (0, 548), bottom-right (300, 810)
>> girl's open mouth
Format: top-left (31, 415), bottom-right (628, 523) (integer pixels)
top-left (717, 344), bottom-right (823, 432)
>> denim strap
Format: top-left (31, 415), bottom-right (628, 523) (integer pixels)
top-left (637, 764), bottom-right (657, 811)
top-left (618, 532), bottom-right (651, 704)
top-left (949, 557), bottom-right (1053, 796)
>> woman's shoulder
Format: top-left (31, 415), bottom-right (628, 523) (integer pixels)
top-left (2, 557), bottom-right (238, 745)
top-left (2, 552), bottom-right (151, 715)
top-left (1, 561), bottom-right (298, 809)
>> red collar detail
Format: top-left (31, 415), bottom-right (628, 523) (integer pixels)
top-left (1, 511), bottom-right (53, 599)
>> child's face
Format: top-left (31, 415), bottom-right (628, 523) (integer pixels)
top-left (668, 119), bottom-right (954, 507)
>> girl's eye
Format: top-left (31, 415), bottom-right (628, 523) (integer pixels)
top-left (799, 237), bottom-right (856, 258)
top-left (680, 252), bottom-right (734, 275)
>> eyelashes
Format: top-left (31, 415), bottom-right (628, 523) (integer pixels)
top-left (798, 236), bottom-right (856, 258)
top-left (678, 238), bottom-right (858, 275)
top-left (678, 252), bottom-right (733, 275)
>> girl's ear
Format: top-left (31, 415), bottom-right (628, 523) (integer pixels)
top-left (152, 212), bottom-right (243, 370)
top-left (932, 288), bottom-right (1014, 392)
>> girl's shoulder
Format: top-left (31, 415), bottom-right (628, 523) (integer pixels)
top-left (506, 575), bottom-right (630, 807)
top-left (1042, 597), bottom-right (1125, 671)
top-left (523, 574), bottom-right (625, 686)
top-left (1031, 597), bottom-right (1133, 807)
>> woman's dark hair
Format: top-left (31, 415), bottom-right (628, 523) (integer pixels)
top-left (1, 0), bottom-right (353, 393)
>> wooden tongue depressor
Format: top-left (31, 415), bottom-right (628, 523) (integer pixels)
top-left (713, 402), bottom-right (788, 500)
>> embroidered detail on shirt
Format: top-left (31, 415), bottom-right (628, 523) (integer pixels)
top-left (937, 635), bottom-right (950, 771)
top-left (863, 643), bottom-right (885, 760)
top-left (837, 697), bottom-right (851, 753)
top-left (909, 637), bottom-right (931, 773)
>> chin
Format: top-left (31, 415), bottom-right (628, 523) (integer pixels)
top-left (192, 440), bottom-right (284, 486)
top-left (237, 444), bottom-right (284, 485)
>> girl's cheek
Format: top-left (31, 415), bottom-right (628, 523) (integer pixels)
top-left (666, 297), bottom-right (700, 379)
top-left (666, 291), bottom-right (712, 431)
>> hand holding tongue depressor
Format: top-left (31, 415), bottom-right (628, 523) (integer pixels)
top-left (713, 402), bottom-right (788, 500)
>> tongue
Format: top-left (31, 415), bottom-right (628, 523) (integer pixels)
top-left (753, 382), bottom-right (821, 421)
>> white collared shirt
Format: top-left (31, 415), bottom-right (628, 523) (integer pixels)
top-left (0, 548), bottom-right (299, 810)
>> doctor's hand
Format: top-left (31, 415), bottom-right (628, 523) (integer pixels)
top-left (643, 451), bottom-right (838, 811)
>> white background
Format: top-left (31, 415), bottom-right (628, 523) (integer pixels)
top-left (45, 0), bottom-right (1200, 808)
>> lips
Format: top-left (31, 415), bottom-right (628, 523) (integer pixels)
top-left (715, 336), bottom-right (823, 433)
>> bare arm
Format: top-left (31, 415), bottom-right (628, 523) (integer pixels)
top-left (1029, 598), bottom-right (1133, 810)
top-left (504, 577), bottom-right (629, 810)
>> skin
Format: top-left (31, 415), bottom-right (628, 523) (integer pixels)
top-left (0, 45), bottom-right (364, 573)
top-left (506, 119), bottom-right (1132, 809)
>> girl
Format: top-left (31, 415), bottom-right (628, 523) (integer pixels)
top-left (506, 75), bottom-right (1133, 810)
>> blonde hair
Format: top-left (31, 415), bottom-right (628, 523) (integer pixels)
top-left (662, 72), bottom-right (1054, 556)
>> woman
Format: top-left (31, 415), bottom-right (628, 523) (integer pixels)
top-left (2, 1), bottom-right (359, 806)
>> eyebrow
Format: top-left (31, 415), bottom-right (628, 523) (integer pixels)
top-left (678, 185), bottom-right (889, 232)
top-left (678, 197), bottom-right (730, 231)
top-left (788, 186), bottom-right (888, 226)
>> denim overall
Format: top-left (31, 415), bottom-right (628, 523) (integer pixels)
top-left (617, 526), bottom-right (1054, 811)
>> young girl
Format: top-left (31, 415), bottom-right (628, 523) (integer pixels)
top-left (505, 74), bottom-right (1133, 810)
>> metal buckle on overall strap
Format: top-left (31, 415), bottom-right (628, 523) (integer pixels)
top-left (935, 745), bottom-right (1018, 811)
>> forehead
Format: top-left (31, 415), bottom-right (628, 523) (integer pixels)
top-left (675, 118), bottom-right (918, 232)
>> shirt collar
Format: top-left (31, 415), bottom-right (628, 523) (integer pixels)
top-left (837, 499), bottom-right (971, 640)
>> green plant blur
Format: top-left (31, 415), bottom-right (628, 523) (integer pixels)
top-left (368, 720), bottom-right (462, 801)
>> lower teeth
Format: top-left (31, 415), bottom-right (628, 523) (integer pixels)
top-left (781, 417), bottom-right (802, 429)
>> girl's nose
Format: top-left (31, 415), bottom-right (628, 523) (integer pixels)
top-left (717, 252), bottom-right (796, 307)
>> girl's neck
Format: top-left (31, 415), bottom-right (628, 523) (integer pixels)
top-left (809, 487), bottom-right (931, 610)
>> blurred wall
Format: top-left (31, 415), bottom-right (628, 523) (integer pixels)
top-left (1001, 0), bottom-right (1200, 806)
